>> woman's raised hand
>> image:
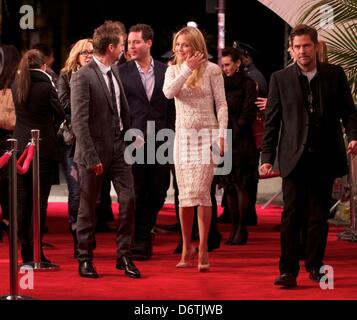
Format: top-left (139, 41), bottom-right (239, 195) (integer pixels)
top-left (186, 51), bottom-right (206, 71)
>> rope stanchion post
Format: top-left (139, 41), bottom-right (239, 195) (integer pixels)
top-left (23, 129), bottom-right (60, 270)
top-left (338, 155), bottom-right (357, 242)
top-left (0, 139), bottom-right (34, 300)
top-left (32, 129), bottom-right (41, 266)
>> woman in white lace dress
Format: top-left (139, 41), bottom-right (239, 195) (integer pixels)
top-left (163, 27), bottom-right (228, 271)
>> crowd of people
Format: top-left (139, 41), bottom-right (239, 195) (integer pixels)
top-left (0, 21), bottom-right (356, 288)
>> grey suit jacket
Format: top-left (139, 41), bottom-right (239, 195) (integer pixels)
top-left (70, 59), bottom-right (131, 169)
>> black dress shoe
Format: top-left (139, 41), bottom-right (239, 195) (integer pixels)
top-left (309, 269), bottom-right (324, 282)
top-left (78, 261), bottom-right (99, 278)
top-left (274, 273), bottom-right (297, 288)
top-left (116, 255), bottom-right (141, 278)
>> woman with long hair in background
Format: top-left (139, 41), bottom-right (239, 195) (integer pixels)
top-left (12, 49), bottom-right (64, 263)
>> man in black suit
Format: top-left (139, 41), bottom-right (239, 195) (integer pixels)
top-left (71, 20), bottom-right (140, 279)
top-left (260, 24), bottom-right (357, 288)
top-left (118, 24), bottom-right (175, 260)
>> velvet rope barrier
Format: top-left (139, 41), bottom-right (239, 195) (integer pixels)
top-left (0, 151), bottom-right (11, 169)
top-left (16, 143), bottom-right (35, 175)
top-left (259, 171), bottom-right (280, 179)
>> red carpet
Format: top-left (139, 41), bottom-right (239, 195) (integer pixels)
top-left (0, 203), bottom-right (357, 300)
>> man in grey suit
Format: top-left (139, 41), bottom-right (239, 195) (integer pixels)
top-left (71, 20), bottom-right (140, 279)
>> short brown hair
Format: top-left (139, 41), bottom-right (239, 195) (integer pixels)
top-left (93, 20), bottom-right (125, 55)
top-left (289, 24), bottom-right (318, 45)
top-left (129, 24), bottom-right (154, 42)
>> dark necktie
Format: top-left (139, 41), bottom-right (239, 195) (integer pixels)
top-left (106, 70), bottom-right (119, 115)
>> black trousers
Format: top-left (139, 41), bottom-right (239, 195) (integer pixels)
top-left (132, 158), bottom-right (170, 246)
top-left (280, 151), bottom-right (334, 276)
top-left (76, 137), bottom-right (135, 262)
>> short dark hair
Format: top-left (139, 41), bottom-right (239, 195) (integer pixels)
top-left (93, 20), bottom-right (125, 55)
top-left (289, 24), bottom-right (318, 45)
top-left (222, 47), bottom-right (242, 62)
top-left (129, 24), bottom-right (154, 42)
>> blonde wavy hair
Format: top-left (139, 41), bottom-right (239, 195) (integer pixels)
top-left (61, 38), bottom-right (93, 76)
top-left (172, 27), bottom-right (208, 88)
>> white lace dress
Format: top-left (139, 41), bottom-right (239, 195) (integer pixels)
top-left (163, 62), bottom-right (228, 207)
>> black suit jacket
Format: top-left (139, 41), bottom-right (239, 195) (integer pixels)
top-left (261, 62), bottom-right (357, 178)
top-left (118, 60), bottom-right (175, 134)
top-left (12, 70), bottom-right (64, 160)
top-left (71, 59), bottom-right (131, 169)
top-left (224, 69), bottom-right (258, 167)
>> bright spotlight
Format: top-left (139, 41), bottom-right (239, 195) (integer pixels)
top-left (187, 21), bottom-right (198, 28)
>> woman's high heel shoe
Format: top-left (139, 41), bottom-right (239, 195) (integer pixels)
top-left (176, 246), bottom-right (196, 268)
top-left (198, 263), bottom-right (210, 272)
top-left (198, 252), bottom-right (210, 272)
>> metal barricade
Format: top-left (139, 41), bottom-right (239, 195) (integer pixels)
top-left (0, 139), bottom-right (34, 300)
